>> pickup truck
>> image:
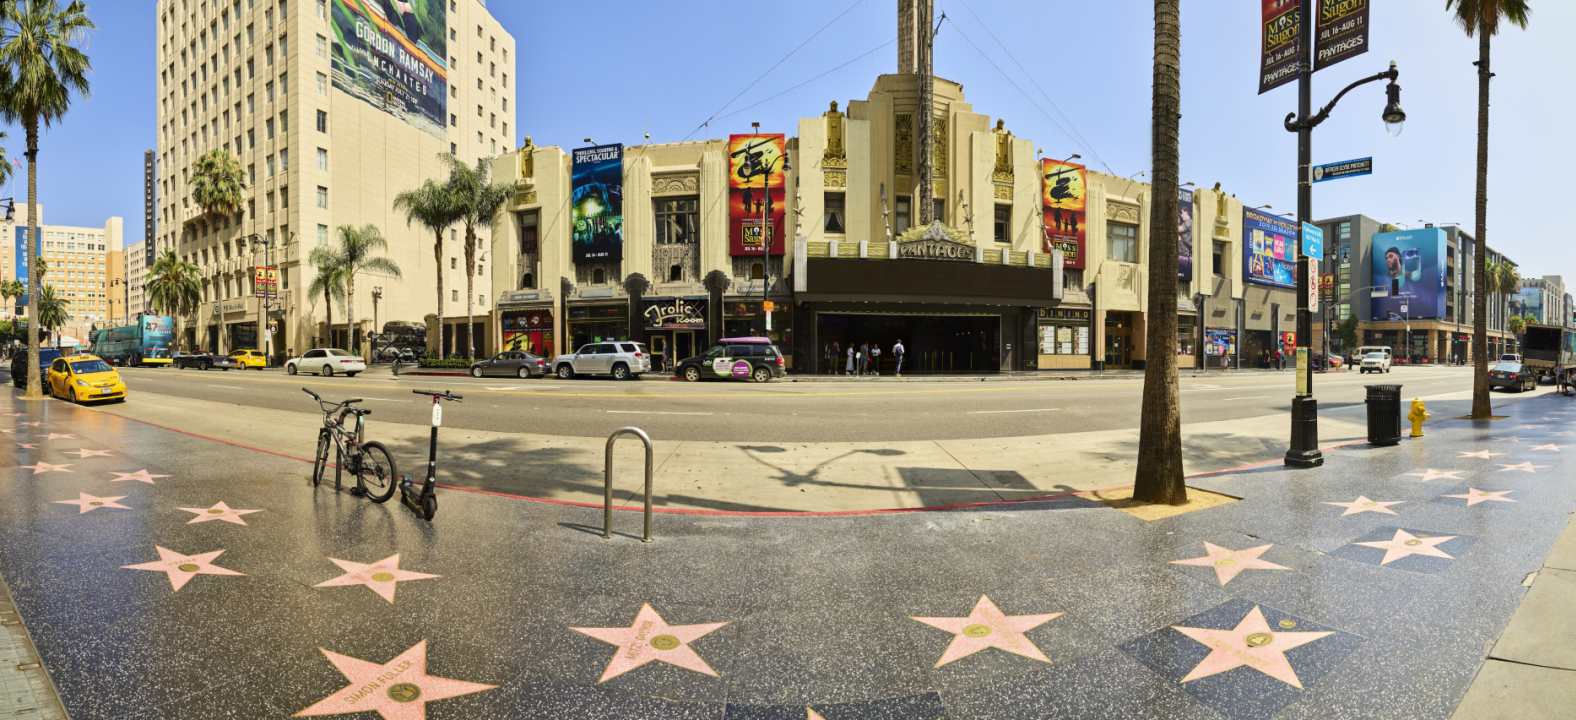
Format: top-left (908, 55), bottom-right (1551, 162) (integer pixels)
top-left (173, 352), bottom-right (239, 371)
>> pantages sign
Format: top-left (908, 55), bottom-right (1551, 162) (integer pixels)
top-left (643, 297), bottom-right (707, 329)
top-left (896, 221), bottom-right (974, 262)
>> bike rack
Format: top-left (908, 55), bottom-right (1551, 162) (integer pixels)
top-left (604, 427), bottom-right (655, 542)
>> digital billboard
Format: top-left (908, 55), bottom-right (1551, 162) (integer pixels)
top-left (1370, 228), bottom-right (1447, 321)
top-left (571, 144), bottom-right (624, 263)
top-left (329, 0), bottom-right (448, 138)
top-left (1041, 158), bottom-right (1087, 269)
top-left (1242, 207), bottom-right (1298, 288)
top-left (727, 134), bottom-right (787, 257)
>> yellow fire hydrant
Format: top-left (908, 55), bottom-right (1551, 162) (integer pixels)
top-left (1408, 398), bottom-right (1430, 438)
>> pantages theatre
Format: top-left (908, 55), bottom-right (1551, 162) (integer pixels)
top-left (487, 0), bottom-right (1200, 375)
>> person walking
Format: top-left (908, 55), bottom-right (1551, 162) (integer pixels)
top-left (845, 345), bottom-right (855, 376)
top-left (855, 344), bottom-right (865, 377)
top-left (870, 344), bottom-right (881, 376)
top-left (893, 339), bottom-right (906, 376)
top-left (829, 341), bottom-right (841, 375)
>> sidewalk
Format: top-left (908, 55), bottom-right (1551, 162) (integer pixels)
top-left (0, 385), bottom-right (1572, 717)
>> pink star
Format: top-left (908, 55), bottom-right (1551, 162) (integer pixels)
top-left (17, 462), bottom-right (72, 475)
top-left (1497, 462), bottom-right (1546, 474)
top-left (1172, 606), bottom-right (1333, 688)
top-left (18, 421), bottom-right (42, 427)
top-left (1530, 444), bottom-right (1561, 452)
top-left (43, 433), bottom-right (75, 441)
top-left (294, 640), bottom-right (495, 719)
top-left (571, 603), bottom-right (728, 683)
top-left (1322, 495), bottom-right (1403, 517)
top-left (53, 492), bottom-right (130, 514)
top-left (808, 709), bottom-right (827, 720)
top-left (111, 469), bottom-right (170, 485)
top-left (1353, 529), bottom-right (1457, 565)
top-left (178, 501), bottom-right (263, 526)
top-left (16, 443), bottom-right (34, 449)
top-left (911, 595), bottom-right (1063, 668)
top-left (64, 448), bottom-right (112, 458)
top-left (314, 554), bottom-right (439, 603)
top-left (1170, 542), bottom-right (1290, 585)
top-left (122, 546), bottom-right (244, 591)
top-left (1457, 450), bottom-right (1503, 459)
top-left (1401, 468), bottom-right (1463, 482)
top-left (1443, 488), bottom-right (1515, 507)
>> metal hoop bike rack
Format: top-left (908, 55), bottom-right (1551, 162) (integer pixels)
top-left (603, 427), bottom-right (655, 542)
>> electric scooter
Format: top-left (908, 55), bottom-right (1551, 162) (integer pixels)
top-left (402, 389), bottom-right (462, 520)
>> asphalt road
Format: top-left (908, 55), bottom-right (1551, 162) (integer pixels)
top-left (107, 364), bottom-right (1516, 442)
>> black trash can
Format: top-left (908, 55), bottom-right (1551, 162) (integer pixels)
top-left (1365, 384), bottom-right (1403, 446)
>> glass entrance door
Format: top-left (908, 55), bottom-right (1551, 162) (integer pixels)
top-left (675, 331), bottom-right (697, 364)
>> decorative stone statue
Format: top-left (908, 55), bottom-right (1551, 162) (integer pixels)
top-left (993, 119), bottom-right (1013, 181)
top-left (517, 136), bottom-right (535, 181)
top-left (823, 101), bottom-right (846, 167)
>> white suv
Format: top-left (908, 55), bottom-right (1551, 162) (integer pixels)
top-left (286, 348), bottom-right (367, 377)
top-left (552, 342), bottom-right (651, 380)
top-left (1359, 351), bottom-right (1392, 374)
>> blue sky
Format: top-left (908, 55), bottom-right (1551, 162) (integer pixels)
top-left (5, 1), bottom-right (1572, 282)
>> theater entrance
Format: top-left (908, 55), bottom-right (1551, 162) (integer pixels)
top-left (816, 312), bottom-right (1000, 374)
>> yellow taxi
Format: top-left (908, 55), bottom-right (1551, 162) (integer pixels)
top-left (47, 353), bottom-right (128, 403)
top-left (229, 348), bottom-right (267, 369)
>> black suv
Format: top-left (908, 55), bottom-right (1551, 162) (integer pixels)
top-left (10, 347), bottom-right (64, 388)
top-left (673, 338), bottom-right (786, 383)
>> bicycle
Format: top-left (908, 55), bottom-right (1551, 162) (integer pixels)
top-left (302, 387), bottom-right (398, 503)
top-left (400, 389), bottom-right (463, 521)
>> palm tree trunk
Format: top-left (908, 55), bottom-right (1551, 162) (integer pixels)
top-left (434, 231), bottom-right (445, 359)
top-left (323, 287), bottom-right (334, 346)
top-left (1470, 29), bottom-right (1492, 419)
top-left (464, 229), bottom-right (476, 360)
top-left (345, 272), bottom-right (356, 360)
top-left (23, 121), bottom-right (42, 400)
top-left (1133, 0), bottom-right (1186, 505)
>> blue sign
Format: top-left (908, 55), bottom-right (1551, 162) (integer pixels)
top-left (12, 227), bottom-right (28, 307)
top-left (1312, 157), bottom-right (1373, 183)
top-left (1301, 222), bottom-right (1324, 259)
top-left (1371, 228), bottom-right (1447, 321)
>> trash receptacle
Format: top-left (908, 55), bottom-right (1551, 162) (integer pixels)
top-left (1365, 384), bottom-right (1403, 446)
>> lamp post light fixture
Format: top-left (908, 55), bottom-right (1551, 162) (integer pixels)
top-left (749, 121), bottom-right (790, 337)
top-left (1281, 0), bottom-right (1404, 469)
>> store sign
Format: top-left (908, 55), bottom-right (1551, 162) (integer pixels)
top-left (500, 290), bottom-right (542, 305)
top-left (1038, 308), bottom-right (1092, 322)
top-left (220, 299), bottom-right (247, 315)
top-left (502, 309), bottom-right (553, 331)
top-left (897, 237), bottom-right (974, 262)
top-left (643, 297), bottom-right (707, 329)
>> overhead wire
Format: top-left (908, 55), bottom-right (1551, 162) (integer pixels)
top-left (713, 39), bottom-right (895, 124)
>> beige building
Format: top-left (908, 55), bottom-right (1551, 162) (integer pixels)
top-left (154, 0), bottom-right (516, 359)
top-left (126, 242), bottom-right (148, 317)
top-left (0, 203), bottom-right (126, 343)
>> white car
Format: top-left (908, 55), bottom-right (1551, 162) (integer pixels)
top-left (1359, 351), bottom-right (1392, 374)
top-left (286, 348), bottom-right (366, 377)
top-left (551, 341), bottom-right (651, 380)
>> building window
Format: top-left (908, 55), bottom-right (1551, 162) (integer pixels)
top-left (315, 34), bottom-right (326, 58)
top-left (894, 196), bottom-right (912, 235)
top-left (1107, 221), bottom-right (1139, 263)
top-left (316, 147), bottom-right (327, 171)
top-left (316, 0), bottom-right (326, 20)
top-left (824, 192), bottom-right (846, 234)
top-left (451, 289), bottom-right (458, 301)
top-left (654, 197), bottom-right (699, 245)
top-left (315, 72), bottom-right (327, 95)
top-left (316, 224), bottom-right (328, 245)
top-left (668, 264), bottom-right (682, 282)
top-left (933, 198), bottom-right (946, 223)
top-left (518, 210), bottom-right (539, 255)
top-left (521, 272), bottom-right (535, 289)
top-left (592, 268), bottom-right (606, 285)
top-left (315, 186), bottom-right (328, 208)
top-left (1212, 240), bottom-right (1227, 276)
top-left (993, 204), bottom-right (1011, 244)
top-left (315, 110), bottom-right (327, 132)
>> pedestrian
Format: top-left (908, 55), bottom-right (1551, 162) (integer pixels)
top-left (870, 344), bottom-right (882, 376)
top-left (846, 345), bottom-right (855, 376)
top-left (894, 339), bottom-right (906, 376)
top-left (829, 341), bottom-right (841, 375)
top-left (855, 345), bottom-right (864, 376)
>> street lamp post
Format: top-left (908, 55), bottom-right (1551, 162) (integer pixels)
top-left (248, 232), bottom-right (278, 366)
top-left (749, 122), bottom-right (790, 337)
top-left (371, 286), bottom-right (383, 353)
top-left (1281, 0), bottom-right (1405, 469)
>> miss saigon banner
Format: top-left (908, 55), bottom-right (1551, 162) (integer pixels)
top-left (1041, 158), bottom-right (1087, 269)
top-left (727, 134), bottom-right (787, 257)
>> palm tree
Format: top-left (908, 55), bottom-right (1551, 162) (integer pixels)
top-left (35, 284), bottom-right (66, 345)
top-left (0, 130), bottom-right (11, 189)
top-left (0, 0), bottom-right (94, 398)
top-left (307, 244), bottom-right (346, 346)
top-left (1132, 0), bottom-right (1186, 506)
top-left (332, 224), bottom-right (402, 356)
top-left (444, 155), bottom-right (512, 359)
top-left (0, 278), bottom-right (23, 312)
top-left (393, 179), bottom-right (460, 358)
top-left (146, 249), bottom-right (200, 350)
top-left (1507, 314), bottom-right (1525, 337)
top-left (1447, 0), bottom-right (1529, 418)
top-left (189, 148), bottom-right (246, 221)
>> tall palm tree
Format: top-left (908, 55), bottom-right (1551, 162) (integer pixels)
top-left (307, 244), bottom-right (346, 347)
top-left (332, 224), bottom-right (402, 356)
top-left (0, 130), bottom-right (12, 189)
top-left (393, 178), bottom-right (460, 358)
top-left (190, 148), bottom-right (246, 221)
top-left (444, 155), bottom-right (512, 360)
top-left (0, 0), bottom-right (94, 398)
top-left (0, 278), bottom-right (23, 313)
top-left (146, 249), bottom-right (200, 350)
top-left (1133, 0), bottom-right (1186, 506)
top-left (35, 284), bottom-right (66, 345)
top-left (1447, 0), bottom-right (1530, 418)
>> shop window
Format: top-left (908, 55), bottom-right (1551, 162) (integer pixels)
top-left (993, 204), bottom-right (1011, 243)
top-left (894, 196), bottom-right (912, 235)
top-left (750, 262), bottom-right (765, 281)
top-left (654, 197), bottom-right (698, 245)
top-left (824, 192), bottom-right (846, 234)
top-left (1108, 221), bottom-right (1138, 263)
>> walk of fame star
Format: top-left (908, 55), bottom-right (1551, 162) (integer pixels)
top-left (571, 604), bottom-right (728, 683)
top-left (110, 469), bottom-right (169, 485)
top-left (1172, 605), bottom-right (1333, 688)
top-left (807, 709), bottom-right (826, 720)
top-left (17, 462), bottom-right (71, 475)
top-left (1457, 450), bottom-right (1503, 459)
top-left (43, 433), bottom-right (75, 441)
top-left (63, 448), bottom-right (112, 458)
top-left (178, 501), bottom-right (263, 526)
top-left (314, 554), bottom-right (439, 603)
top-left (16, 443), bottom-right (34, 449)
top-left (122, 546), bottom-right (244, 591)
top-left (1530, 444), bottom-right (1562, 452)
top-left (294, 640), bottom-right (495, 719)
top-left (1170, 542), bottom-right (1290, 585)
top-left (1354, 529), bottom-right (1457, 565)
top-left (1323, 496), bottom-right (1403, 516)
top-left (1497, 462), bottom-right (1546, 474)
top-left (53, 492), bottom-right (129, 514)
top-left (1443, 488), bottom-right (1515, 507)
top-left (1401, 468), bottom-right (1464, 482)
top-left (911, 595), bottom-right (1063, 668)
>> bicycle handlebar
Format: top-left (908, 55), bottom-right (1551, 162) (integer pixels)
top-left (413, 389), bottom-right (463, 402)
top-left (302, 387), bottom-right (365, 415)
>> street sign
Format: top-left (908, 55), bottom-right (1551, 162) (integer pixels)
top-left (1311, 157), bottom-right (1373, 183)
top-left (1300, 222), bottom-right (1324, 259)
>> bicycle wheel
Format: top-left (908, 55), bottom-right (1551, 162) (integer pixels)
top-left (355, 441), bottom-right (399, 503)
top-left (312, 429), bottom-right (331, 487)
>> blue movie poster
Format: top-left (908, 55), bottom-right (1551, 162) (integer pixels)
top-left (1370, 228), bottom-right (1446, 321)
top-left (1242, 207), bottom-right (1297, 288)
top-left (571, 144), bottom-right (624, 263)
top-left (13, 227), bottom-right (28, 306)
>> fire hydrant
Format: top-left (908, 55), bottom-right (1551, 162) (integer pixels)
top-left (1408, 398), bottom-right (1430, 438)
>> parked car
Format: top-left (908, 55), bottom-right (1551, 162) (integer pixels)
top-left (10, 347), bottom-right (64, 389)
top-left (229, 349), bottom-right (267, 369)
top-left (551, 342), bottom-right (650, 380)
top-left (673, 337), bottom-right (786, 383)
top-left (1359, 351), bottom-right (1392, 374)
top-left (1499, 353), bottom-right (1522, 364)
top-left (285, 348), bottom-right (367, 377)
top-left (174, 352), bottom-right (239, 370)
top-left (46, 353), bottom-right (127, 403)
top-left (470, 351), bottom-right (547, 378)
top-left (1488, 361), bottom-right (1538, 393)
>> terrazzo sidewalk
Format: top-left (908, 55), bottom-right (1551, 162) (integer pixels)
top-left (0, 390), bottom-right (1571, 719)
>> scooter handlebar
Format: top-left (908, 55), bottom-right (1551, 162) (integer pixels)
top-left (412, 389), bottom-right (463, 402)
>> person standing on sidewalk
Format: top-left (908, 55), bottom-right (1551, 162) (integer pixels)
top-left (894, 339), bottom-right (906, 376)
top-left (870, 344), bottom-right (881, 376)
top-left (846, 345), bottom-right (855, 376)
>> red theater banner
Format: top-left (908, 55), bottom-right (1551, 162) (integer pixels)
top-left (728, 134), bottom-right (787, 257)
top-left (1041, 158), bottom-right (1087, 269)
